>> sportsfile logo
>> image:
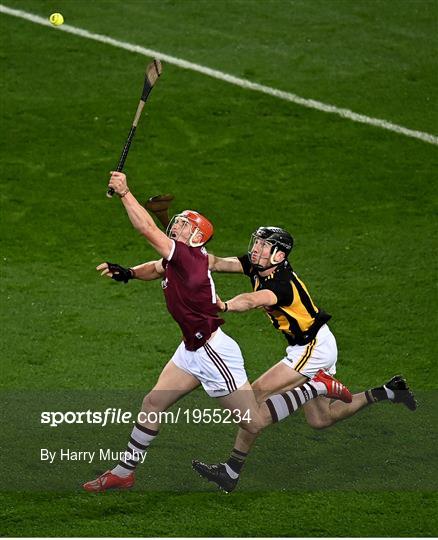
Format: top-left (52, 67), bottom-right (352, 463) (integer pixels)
top-left (40, 408), bottom-right (251, 427)
top-left (41, 408), bottom-right (134, 428)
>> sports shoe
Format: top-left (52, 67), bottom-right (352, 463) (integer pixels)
top-left (386, 375), bottom-right (417, 411)
top-left (83, 470), bottom-right (135, 492)
top-left (192, 460), bottom-right (238, 493)
top-left (313, 369), bottom-right (352, 403)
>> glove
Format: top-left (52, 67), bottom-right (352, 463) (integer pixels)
top-left (106, 262), bottom-right (134, 284)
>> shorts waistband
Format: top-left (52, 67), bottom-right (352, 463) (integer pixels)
top-left (284, 319), bottom-right (331, 346)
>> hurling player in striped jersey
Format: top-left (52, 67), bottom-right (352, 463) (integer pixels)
top-left (192, 226), bottom-right (416, 492)
top-left (83, 174), bottom-right (352, 493)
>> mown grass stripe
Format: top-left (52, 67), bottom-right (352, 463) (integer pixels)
top-left (1, 3), bottom-right (437, 147)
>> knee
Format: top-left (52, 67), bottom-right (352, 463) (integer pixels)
top-left (252, 381), bottom-right (270, 404)
top-left (142, 392), bottom-right (161, 412)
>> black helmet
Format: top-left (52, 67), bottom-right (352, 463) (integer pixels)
top-left (248, 226), bottom-right (294, 269)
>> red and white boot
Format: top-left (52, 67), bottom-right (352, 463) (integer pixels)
top-left (312, 369), bottom-right (352, 403)
top-left (83, 470), bottom-right (135, 492)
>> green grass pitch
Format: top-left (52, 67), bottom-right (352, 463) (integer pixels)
top-left (1, 0), bottom-right (437, 536)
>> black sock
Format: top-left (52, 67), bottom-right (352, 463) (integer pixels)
top-left (226, 448), bottom-right (248, 475)
top-left (365, 386), bottom-right (390, 404)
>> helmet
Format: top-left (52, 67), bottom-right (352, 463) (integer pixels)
top-left (166, 210), bottom-right (214, 247)
top-left (248, 226), bottom-right (293, 269)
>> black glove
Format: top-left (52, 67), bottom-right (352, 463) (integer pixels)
top-left (106, 262), bottom-right (134, 284)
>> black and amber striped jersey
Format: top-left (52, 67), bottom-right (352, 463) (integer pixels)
top-left (238, 254), bottom-right (331, 346)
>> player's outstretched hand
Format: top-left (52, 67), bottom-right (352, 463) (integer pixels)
top-left (96, 262), bottom-right (134, 283)
top-left (96, 262), bottom-right (112, 277)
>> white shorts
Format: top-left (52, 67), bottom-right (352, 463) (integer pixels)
top-left (171, 327), bottom-right (248, 397)
top-left (281, 324), bottom-right (337, 378)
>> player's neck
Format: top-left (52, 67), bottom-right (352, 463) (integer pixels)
top-left (258, 266), bottom-right (277, 278)
top-left (258, 258), bottom-right (287, 277)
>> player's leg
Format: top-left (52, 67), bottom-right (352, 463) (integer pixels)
top-left (304, 374), bottom-right (417, 428)
top-left (139, 358), bottom-right (200, 431)
top-left (192, 325), bottom-right (351, 491)
top-left (190, 380), bottom-right (268, 493)
top-left (365, 375), bottom-right (417, 410)
top-left (285, 325), bottom-right (364, 427)
top-left (298, 327), bottom-right (416, 427)
top-left (193, 367), bottom-right (350, 492)
top-left (220, 364), bottom-right (350, 445)
top-left (303, 393), bottom-right (367, 428)
top-left (199, 365), bottom-right (306, 490)
top-left (111, 359), bottom-right (199, 472)
top-left (226, 363), bottom-right (307, 460)
top-left (199, 329), bottom-right (347, 434)
top-left (83, 352), bottom-right (200, 492)
top-left (251, 361), bottom-right (309, 402)
top-left (208, 326), bottom-right (344, 476)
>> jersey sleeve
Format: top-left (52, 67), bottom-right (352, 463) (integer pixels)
top-left (237, 254), bottom-right (252, 276)
top-left (165, 240), bottom-right (176, 262)
top-left (166, 241), bottom-right (190, 273)
top-left (264, 279), bottom-right (293, 307)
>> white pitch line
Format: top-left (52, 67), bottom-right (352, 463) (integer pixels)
top-left (1, 3), bottom-right (437, 147)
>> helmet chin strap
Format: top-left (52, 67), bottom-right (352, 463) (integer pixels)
top-left (253, 247), bottom-right (283, 271)
top-left (188, 227), bottom-right (204, 247)
top-left (269, 247), bottom-right (280, 267)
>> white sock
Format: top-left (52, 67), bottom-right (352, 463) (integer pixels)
top-left (111, 422), bottom-right (158, 477)
top-left (308, 380), bottom-right (326, 396)
top-left (112, 463), bottom-right (133, 478)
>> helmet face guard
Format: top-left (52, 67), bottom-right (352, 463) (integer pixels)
top-left (248, 235), bottom-right (280, 270)
top-left (166, 215), bottom-right (195, 245)
top-left (166, 210), bottom-right (213, 247)
top-left (248, 226), bottom-right (293, 270)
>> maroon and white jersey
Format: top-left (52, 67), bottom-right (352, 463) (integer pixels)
top-left (161, 240), bottom-right (224, 351)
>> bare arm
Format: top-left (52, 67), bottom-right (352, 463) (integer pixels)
top-left (131, 259), bottom-right (165, 281)
top-left (108, 172), bottom-right (173, 260)
top-left (96, 260), bottom-right (164, 282)
top-left (208, 254), bottom-right (244, 273)
top-left (216, 289), bottom-right (278, 312)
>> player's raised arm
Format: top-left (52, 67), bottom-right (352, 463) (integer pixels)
top-left (208, 254), bottom-right (244, 273)
top-left (108, 171), bottom-right (173, 259)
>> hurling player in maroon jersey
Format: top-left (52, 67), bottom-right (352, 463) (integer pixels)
top-left (83, 173), bottom-right (352, 493)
